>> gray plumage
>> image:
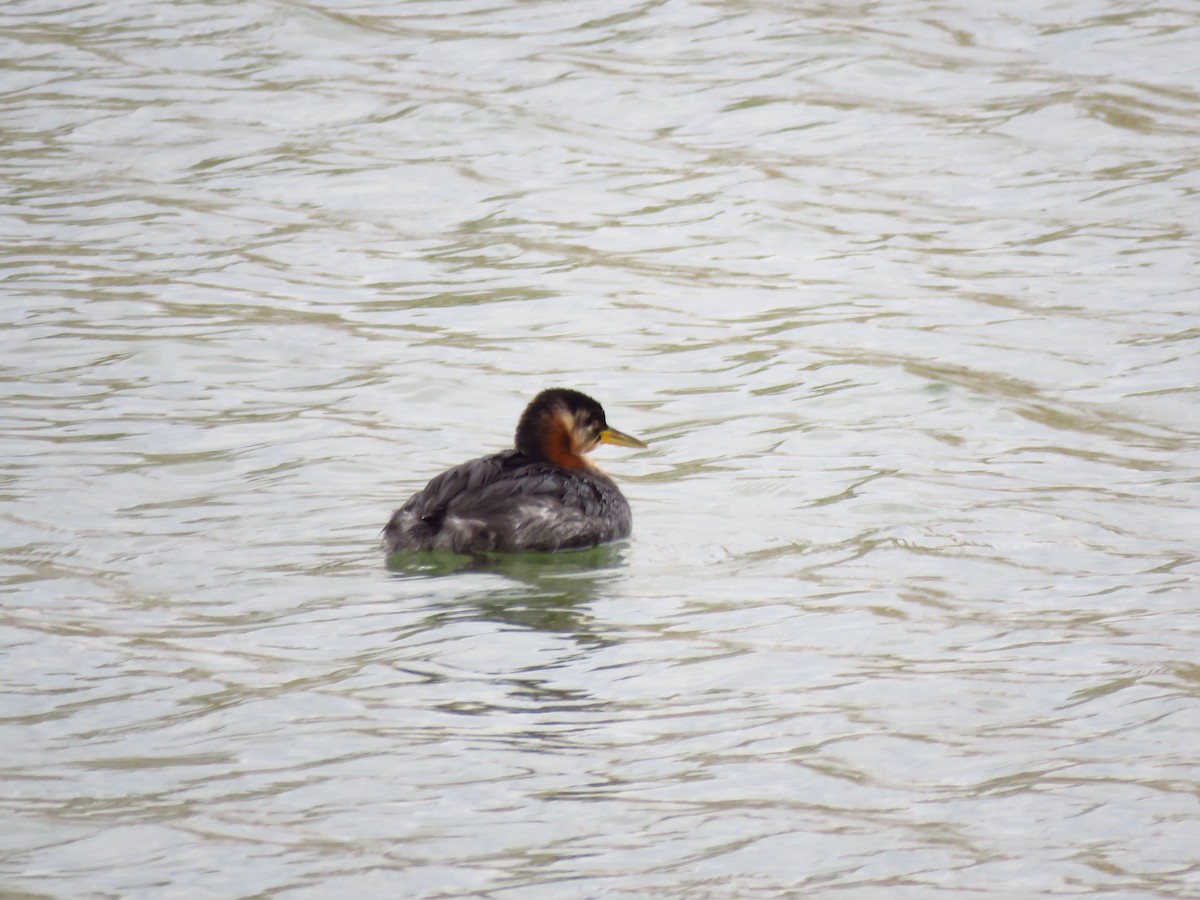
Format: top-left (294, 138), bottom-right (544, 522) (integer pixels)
top-left (383, 449), bottom-right (632, 553)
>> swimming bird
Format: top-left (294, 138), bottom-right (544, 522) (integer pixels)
top-left (383, 388), bottom-right (646, 554)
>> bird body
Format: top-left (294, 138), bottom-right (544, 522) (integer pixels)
top-left (384, 389), bottom-right (644, 554)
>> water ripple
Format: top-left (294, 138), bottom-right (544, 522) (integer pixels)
top-left (3, 0), bottom-right (1199, 896)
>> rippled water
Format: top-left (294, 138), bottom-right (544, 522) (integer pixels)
top-left (4, 0), bottom-right (1199, 896)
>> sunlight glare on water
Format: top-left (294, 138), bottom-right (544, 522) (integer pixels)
top-left (2, 0), bottom-right (1199, 896)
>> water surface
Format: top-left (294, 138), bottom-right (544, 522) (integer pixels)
top-left (3, 0), bottom-right (1199, 896)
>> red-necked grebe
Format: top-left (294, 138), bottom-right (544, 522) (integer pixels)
top-left (383, 388), bottom-right (646, 554)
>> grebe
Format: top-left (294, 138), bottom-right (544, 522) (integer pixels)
top-left (383, 388), bottom-right (646, 554)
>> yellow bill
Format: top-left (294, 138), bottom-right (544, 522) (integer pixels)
top-left (599, 426), bottom-right (647, 449)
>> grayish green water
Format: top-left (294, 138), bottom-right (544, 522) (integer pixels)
top-left (3, 0), bottom-right (1199, 896)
